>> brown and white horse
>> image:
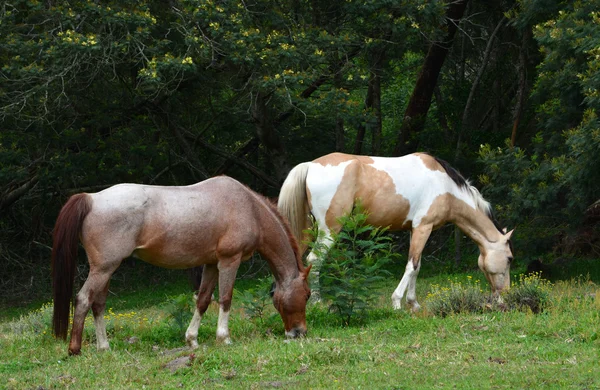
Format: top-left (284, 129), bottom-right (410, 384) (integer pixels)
top-left (277, 152), bottom-right (513, 310)
top-left (52, 176), bottom-right (311, 355)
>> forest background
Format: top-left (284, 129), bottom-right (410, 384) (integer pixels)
top-left (1, 0), bottom-right (599, 303)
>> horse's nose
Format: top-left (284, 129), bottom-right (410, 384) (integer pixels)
top-left (285, 326), bottom-right (307, 339)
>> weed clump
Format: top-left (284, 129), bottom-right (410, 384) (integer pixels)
top-left (426, 273), bottom-right (552, 316)
top-left (503, 272), bottom-right (552, 313)
top-left (426, 276), bottom-right (486, 317)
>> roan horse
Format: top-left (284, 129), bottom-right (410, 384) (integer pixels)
top-left (52, 176), bottom-right (311, 355)
top-left (277, 152), bottom-right (513, 310)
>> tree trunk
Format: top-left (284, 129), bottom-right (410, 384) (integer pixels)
top-left (393, 0), bottom-right (469, 156)
top-left (353, 49), bottom-right (384, 155)
top-left (455, 16), bottom-right (505, 161)
top-left (334, 64), bottom-right (345, 152)
top-left (511, 29), bottom-right (531, 147)
top-left (370, 64), bottom-right (383, 155)
top-left (335, 117), bottom-right (345, 152)
top-left (433, 86), bottom-right (451, 140)
top-left (251, 92), bottom-right (290, 183)
top-left (353, 81), bottom-right (374, 155)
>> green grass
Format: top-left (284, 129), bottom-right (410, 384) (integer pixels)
top-left (2, 263), bottom-right (599, 389)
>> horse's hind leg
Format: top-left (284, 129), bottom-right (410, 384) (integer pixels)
top-left (186, 264), bottom-right (218, 348)
top-left (68, 267), bottom-right (116, 355)
top-left (392, 224), bottom-right (432, 311)
top-left (91, 280), bottom-right (111, 350)
top-left (306, 227), bottom-right (335, 301)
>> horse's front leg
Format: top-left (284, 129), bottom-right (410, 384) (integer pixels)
top-left (392, 224), bottom-right (432, 311)
top-left (214, 254), bottom-right (242, 344)
top-left (185, 264), bottom-right (218, 348)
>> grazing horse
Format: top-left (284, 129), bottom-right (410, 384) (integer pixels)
top-left (52, 176), bottom-right (311, 355)
top-left (277, 152), bottom-right (513, 310)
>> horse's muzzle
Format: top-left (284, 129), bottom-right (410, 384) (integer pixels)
top-left (285, 326), bottom-right (307, 339)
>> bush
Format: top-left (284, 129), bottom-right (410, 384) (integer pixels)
top-left (236, 277), bottom-right (273, 323)
top-left (503, 272), bottom-right (552, 314)
top-left (307, 205), bottom-right (396, 326)
top-left (426, 276), bottom-right (487, 317)
top-left (426, 273), bottom-right (552, 316)
top-left (167, 294), bottom-right (194, 335)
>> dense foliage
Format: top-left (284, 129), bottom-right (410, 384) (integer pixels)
top-left (1, 0), bottom-right (599, 297)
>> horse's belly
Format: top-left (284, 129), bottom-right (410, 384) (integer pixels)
top-left (132, 245), bottom-right (218, 269)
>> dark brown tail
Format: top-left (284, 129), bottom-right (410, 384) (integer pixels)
top-left (52, 193), bottom-right (91, 339)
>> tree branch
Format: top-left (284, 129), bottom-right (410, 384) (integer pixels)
top-left (0, 175), bottom-right (40, 212)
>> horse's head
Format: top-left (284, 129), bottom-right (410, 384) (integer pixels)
top-left (478, 229), bottom-right (514, 296)
top-left (272, 264), bottom-right (312, 338)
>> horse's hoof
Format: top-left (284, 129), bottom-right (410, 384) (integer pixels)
top-left (410, 303), bottom-right (421, 313)
top-left (68, 348), bottom-right (81, 356)
top-left (217, 336), bottom-right (232, 345)
top-left (186, 339), bottom-right (199, 349)
top-left (97, 342), bottom-right (110, 351)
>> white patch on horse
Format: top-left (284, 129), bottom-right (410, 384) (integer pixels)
top-left (305, 160), bottom-right (353, 261)
top-left (216, 307), bottom-right (231, 344)
top-left (391, 259), bottom-right (419, 310)
top-left (369, 155), bottom-right (476, 227)
top-left (185, 308), bottom-right (202, 348)
top-left (306, 160), bottom-right (353, 226)
top-left (94, 314), bottom-right (110, 351)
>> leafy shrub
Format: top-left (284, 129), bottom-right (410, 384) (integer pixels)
top-left (236, 277), bottom-right (273, 323)
top-left (307, 205), bottom-right (396, 326)
top-left (167, 294), bottom-right (194, 335)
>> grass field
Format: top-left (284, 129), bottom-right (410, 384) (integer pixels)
top-left (1, 260), bottom-right (599, 389)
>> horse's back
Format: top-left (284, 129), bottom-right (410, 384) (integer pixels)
top-left (82, 177), bottom-right (263, 268)
top-left (306, 153), bottom-right (469, 230)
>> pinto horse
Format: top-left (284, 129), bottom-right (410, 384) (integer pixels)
top-left (277, 152), bottom-right (513, 310)
top-left (52, 176), bottom-right (311, 355)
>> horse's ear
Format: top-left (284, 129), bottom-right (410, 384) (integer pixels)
top-left (302, 264), bottom-right (312, 280)
top-left (502, 227), bottom-right (508, 234)
top-left (504, 229), bottom-right (514, 240)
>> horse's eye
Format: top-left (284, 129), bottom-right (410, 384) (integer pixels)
top-left (507, 256), bottom-right (514, 264)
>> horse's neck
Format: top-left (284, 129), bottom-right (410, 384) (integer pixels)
top-left (451, 199), bottom-right (501, 249)
top-left (257, 204), bottom-right (301, 284)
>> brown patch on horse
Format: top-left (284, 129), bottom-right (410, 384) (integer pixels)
top-left (415, 153), bottom-right (445, 173)
top-left (313, 152), bottom-right (375, 167)
top-left (422, 193), bottom-right (499, 241)
top-left (324, 160), bottom-right (412, 232)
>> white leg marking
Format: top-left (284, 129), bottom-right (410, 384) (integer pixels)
top-left (391, 260), bottom-right (417, 310)
top-left (216, 306), bottom-right (231, 344)
top-left (406, 262), bottom-right (422, 312)
top-left (185, 308), bottom-right (202, 349)
top-left (94, 314), bottom-right (110, 351)
top-left (306, 229), bottom-right (333, 303)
